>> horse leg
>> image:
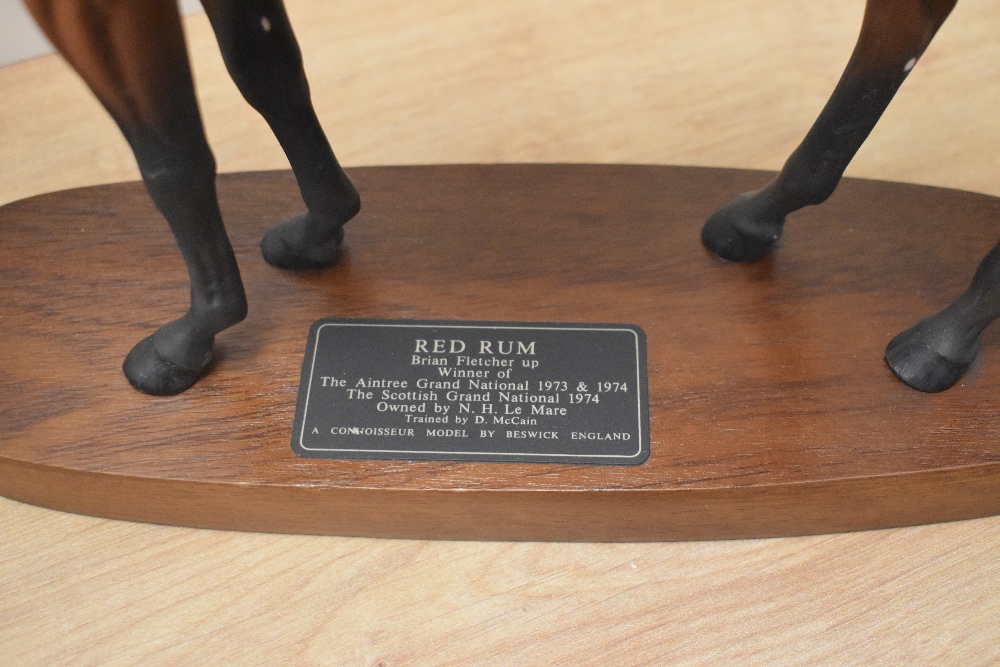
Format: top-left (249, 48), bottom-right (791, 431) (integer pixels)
top-left (701, 0), bottom-right (957, 262)
top-left (25, 0), bottom-right (248, 395)
top-left (886, 242), bottom-right (1000, 391)
top-left (201, 0), bottom-right (361, 271)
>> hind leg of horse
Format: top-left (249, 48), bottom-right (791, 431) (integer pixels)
top-left (25, 0), bottom-right (248, 395)
top-left (886, 241), bottom-right (1000, 391)
top-left (202, 0), bottom-right (360, 271)
top-left (702, 0), bottom-right (957, 262)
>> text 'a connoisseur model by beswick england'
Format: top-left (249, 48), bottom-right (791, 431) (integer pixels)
top-left (23, 0), bottom-right (360, 395)
top-left (703, 0), bottom-right (1000, 393)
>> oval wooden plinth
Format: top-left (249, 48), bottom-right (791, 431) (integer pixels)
top-left (2, 165), bottom-right (999, 541)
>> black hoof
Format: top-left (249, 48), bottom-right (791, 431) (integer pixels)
top-left (702, 193), bottom-right (783, 263)
top-left (261, 215), bottom-right (345, 271)
top-left (885, 325), bottom-right (977, 393)
top-left (122, 335), bottom-right (210, 396)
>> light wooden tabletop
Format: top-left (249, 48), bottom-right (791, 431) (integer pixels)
top-left (2, 1), bottom-right (999, 664)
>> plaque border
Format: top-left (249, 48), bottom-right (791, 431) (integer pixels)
top-left (292, 319), bottom-right (650, 463)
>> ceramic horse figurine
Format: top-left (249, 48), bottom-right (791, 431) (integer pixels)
top-left (24, 0), bottom-right (360, 395)
top-left (27, 0), bottom-right (994, 397)
top-left (703, 0), bottom-right (1000, 392)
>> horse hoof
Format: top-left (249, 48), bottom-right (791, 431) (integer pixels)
top-left (701, 193), bottom-right (783, 263)
top-left (122, 335), bottom-right (209, 396)
top-left (261, 215), bottom-right (344, 271)
top-left (885, 324), bottom-right (977, 393)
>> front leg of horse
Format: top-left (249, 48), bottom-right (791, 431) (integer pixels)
top-left (122, 135), bottom-right (249, 395)
top-left (24, 0), bottom-right (249, 395)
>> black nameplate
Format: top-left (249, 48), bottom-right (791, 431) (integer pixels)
top-left (291, 320), bottom-right (650, 465)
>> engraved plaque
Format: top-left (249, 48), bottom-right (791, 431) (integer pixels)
top-left (292, 320), bottom-right (650, 465)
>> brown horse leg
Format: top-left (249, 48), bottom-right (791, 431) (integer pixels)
top-left (202, 0), bottom-right (361, 271)
top-left (702, 0), bottom-right (957, 262)
top-left (25, 0), bottom-right (247, 395)
top-left (886, 242), bottom-right (1000, 391)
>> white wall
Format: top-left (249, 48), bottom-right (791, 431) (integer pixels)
top-left (0, 0), bottom-right (53, 65)
top-left (0, 0), bottom-right (204, 67)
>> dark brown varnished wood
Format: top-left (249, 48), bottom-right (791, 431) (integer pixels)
top-left (2, 165), bottom-right (999, 540)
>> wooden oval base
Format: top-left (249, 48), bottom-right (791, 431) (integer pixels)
top-left (2, 165), bottom-right (999, 541)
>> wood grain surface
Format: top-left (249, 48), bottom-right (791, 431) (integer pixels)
top-left (3, 0), bottom-right (1000, 664)
top-left (3, 165), bottom-right (1000, 541)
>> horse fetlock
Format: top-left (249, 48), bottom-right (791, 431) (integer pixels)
top-left (202, 294), bottom-right (249, 332)
top-left (335, 182), bottom-right (362, 223)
